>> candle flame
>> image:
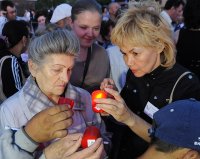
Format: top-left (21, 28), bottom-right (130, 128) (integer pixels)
top-left (96, 93), bottom-right (103, 98)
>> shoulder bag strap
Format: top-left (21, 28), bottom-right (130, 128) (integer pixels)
top-left (80, 46), bottom-right (92, 88)
top-left (168, 71), bottom-right (191, 104)
top-left (0, 55), bottom-right (13, 101)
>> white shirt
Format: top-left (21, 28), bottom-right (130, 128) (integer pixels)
top-left (0, 16), bottom-right (7, 35)
top-left (160, 10), bottom-right (174, 31)
top-left (106, 46), bottom-right (128, 92)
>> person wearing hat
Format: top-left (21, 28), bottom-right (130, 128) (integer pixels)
top-left (96, 93), bottom-right (200, 158)
top-left (138, 99), bottom-right (200, 159)
top-left (50, 3), bottom-right (72, 29)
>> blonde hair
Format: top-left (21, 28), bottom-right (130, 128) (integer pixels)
top-left (111, 9), bottom-right (176, 68)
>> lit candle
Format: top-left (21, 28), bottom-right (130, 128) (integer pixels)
top-left (58, 97), bottom-right (74, 109)
top-left (81, 126), bottom-right (101, 148)
top-left (91, 90), bottom-right (107, 113)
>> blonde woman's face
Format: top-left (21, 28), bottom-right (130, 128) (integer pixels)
top-left (120, 44), bottom-right (161, 77)
top-left (71, 11), bottom-right (101, 48)
top-left (32, 54), bottom-right (75, 98)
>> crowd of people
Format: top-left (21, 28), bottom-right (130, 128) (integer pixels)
top-left (0, 0), bottom-right (200, 159)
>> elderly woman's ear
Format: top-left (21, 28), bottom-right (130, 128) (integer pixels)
top-left (28, 60), bottom-right (38, 77)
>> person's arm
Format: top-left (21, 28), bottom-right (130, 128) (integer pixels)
top-left (0, 15), bottom-right (7, 35)
top-left (0, 105), bottom-right (73, 159)
top-left (2, 57), bottom-right (23, 97)
top-left (0, 129), bottom-right (35, 159)
top-left (96, 88), bottom-right (151, 142)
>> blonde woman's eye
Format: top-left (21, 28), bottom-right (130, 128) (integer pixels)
top-left (133, 52), bottom-right (139, 56)
top-left (120, 50), bottom-right (126, 55)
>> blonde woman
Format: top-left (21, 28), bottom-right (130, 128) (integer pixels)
top-left (97, 9), bottom-right (200, 159)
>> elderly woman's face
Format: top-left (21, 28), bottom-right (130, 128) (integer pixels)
top-left (120, 44), bottom-right (161, 77)
top-left (71, 11), bottom-right (101, 48)
top-left (32, 54), bottom-right (75, 97)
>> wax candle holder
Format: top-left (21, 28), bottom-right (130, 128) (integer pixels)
top-left (81, 126), bottom-right (101, 148)
top-left (58, 97), bottom-right (74, 109)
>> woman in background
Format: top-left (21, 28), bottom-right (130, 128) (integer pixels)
top-left (70, 0), bottom-right (110, 93)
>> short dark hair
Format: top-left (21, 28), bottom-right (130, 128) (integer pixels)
top-left (71, 0), bottom-right (102, 21)
top-left (164, 0), bottom-right (185, 10)
top-left (35, 9), bottom-right (48, 22)
top-left (2, 20), bottom-right (29, 48)
top-left (1, 0), bottom-right (14, 11)
top-left (150, 137), bottom-right (183, 153)
top-left (183, 0), bottom-right (200, 29)
top-left (100, 20), bottom-right (115, 41)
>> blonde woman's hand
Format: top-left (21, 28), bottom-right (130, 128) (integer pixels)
top-left (95, 88), bottom-right (135, 126)
top-left (100, 78), bottom-right (118, 91)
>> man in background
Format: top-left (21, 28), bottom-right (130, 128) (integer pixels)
top-left (0, 0), bottom-right (28, 35)
top-left (160, 0), bottom-right (185, 32)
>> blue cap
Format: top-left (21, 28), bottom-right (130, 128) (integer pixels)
top-left (151, 99), bottom-right (200, 151)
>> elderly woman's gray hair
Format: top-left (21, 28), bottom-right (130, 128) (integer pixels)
top-left (28, 29), bottom-right (80, 65)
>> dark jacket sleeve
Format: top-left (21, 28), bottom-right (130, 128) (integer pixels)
top-left (2, 58), bottom-right (23, 98)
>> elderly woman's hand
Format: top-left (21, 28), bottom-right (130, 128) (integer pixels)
top-left (95, 88), bottom-right (135, 127)
top-left (44, 135), bottom-right (104, 159)
top-left (24, 105), bottom-right (73, 143)
top-left (100, 78), bottom-right (118, 91)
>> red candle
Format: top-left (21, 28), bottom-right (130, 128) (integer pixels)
top-left (58, 97), bottom-right (74, 109)
top-left (81, 126), bottom-right (101, 148)
top-left (91, 90), bottom-right (107, 113)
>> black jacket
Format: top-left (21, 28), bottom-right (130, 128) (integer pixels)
top-left (109, 63), bottom-right (200, 159)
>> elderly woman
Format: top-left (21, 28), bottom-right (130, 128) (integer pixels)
top-left (96, 8), bottom-right (200, 159)
top-left (0, 29), bottom-right (110, 157)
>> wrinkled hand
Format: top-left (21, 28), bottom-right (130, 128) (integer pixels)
top-left (95, 88), bottom-right (135, 126)
top-left (100, 78), bottom-right (118, 91)
top-left (25, 105), bottom-right (73, 143)
top-left (45, 135), bottom-right (104, 159)
top-left (44, 133), bottom-right (82, 159)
